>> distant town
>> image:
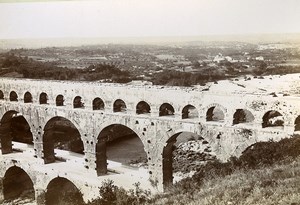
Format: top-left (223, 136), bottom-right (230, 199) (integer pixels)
top-left (1, 39), bottom-right (300, 86)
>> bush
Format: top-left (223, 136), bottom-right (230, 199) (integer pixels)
top-left (88, 180), bottom-right (151, 205)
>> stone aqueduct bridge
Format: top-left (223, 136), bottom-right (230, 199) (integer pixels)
top-left (0, 76), bottom-right (300, 204)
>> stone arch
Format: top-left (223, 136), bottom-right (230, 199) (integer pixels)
top-left (113, 99), bottom-right (126, 112)
top-left (206, 104), bottom-right (225, 122)
top-left (136, 101), bottom-right (151, 114)
top-left (162, 131), bottom-right (201, 189)
top-left (56, 94), bottom-right (64, 106)
top-left (42, 116), bottom-right (84, 164)
top-left (182, 104), bottom-right (198, 119)
top-left (45, 177), bottom-right (83, 205)
top-left (9, 91), bottom-right (18, 101)
top-left (159, 103), bottom-right (175, 117)
top-left (0, 90), bottom-right (4, 99)
top-left (233, 109), bottom-right (254, 125)
top-left (24, 91), bottom-right (33, 103)
top-left (39, 92), bottom-right (48, 104)
top-left (3, 166), bottom-right (35, 201)
top-left (96, 123), bottom-right (147, 176)
top-left (93, 97), bottom-right (105, 110)
top-left (0, 110), bottom-right (33, 154)
top-left (294, 116), bottom-right (300, 132)
top-left (262, 110), bottom-right (284, 128)
top-left (73, 96), bottom-right (84, 108)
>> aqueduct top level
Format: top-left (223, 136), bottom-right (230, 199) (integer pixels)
top-left (1, 74), bottom-right (300, 203)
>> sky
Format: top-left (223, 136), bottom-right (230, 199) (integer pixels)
top-left (0, 0), bottom-right (300, 39)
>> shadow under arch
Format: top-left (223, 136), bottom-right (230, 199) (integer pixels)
top-left (0, 110), bottom-right (33, 154)
top-left (45, 177), bottom-right (83, 205)
top-left (96, 124), bottom-right (147, 176)
top-left (162, 131), bottom-right (201, 189)
top-left (42, 116), bottom-right (84, 164)
top-left (3, 166), bottom-right (35, 201)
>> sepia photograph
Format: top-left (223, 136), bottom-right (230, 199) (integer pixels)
top-left (0, 0), bottom-right (300, 204)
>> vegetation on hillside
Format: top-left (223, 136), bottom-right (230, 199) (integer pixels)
top-left (0, 53), bottom-right (132, 83)
top-left (84, 135), bottom-right (300, 205)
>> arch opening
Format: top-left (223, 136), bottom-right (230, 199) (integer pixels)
top-left (56, 95), bottom-right (64, 106)
top-left (93, 97), bottom-right (105, 110)
top-left (24, 92), bottom-right (33, 103)
top-left (3, 166), bottom-right (34, 202)
top-left (163, 131), bottom-right (206, 189)
top-left (233, 109), bottom-right (254, 125)
top-left (0, 111), bottom-right (33, 154)
top-left (294, 116), bottom-right (300, 132)
top-left (159, 103), bottom-right (175, 117)
top-left (113, 99), bottom-right (126, 112)
top-left (43, 117), bottom-right (84, 164)
top-left (0, 90), bottom-right (4, 99)
top-left (73, 96), bottom-right (84, 109)
top-left (45, 177), bottom-right (83, 205)
top-left (262, 110), bottom-right (284, 128)
top-left (206, 106), bottom-right (224, 122)
top-left (9, 91), bottom-right (18, 102)
top-left (182, 105), bottom-right (198, 119)
top-left (40, 92), bottom-right (48, 104)
top-left (136, 101), bottom-right (151, 114)
top-left (96, 124), bottom-right (147, 176)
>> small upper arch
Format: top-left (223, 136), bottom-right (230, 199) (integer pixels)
top-left (56, 94), bottom-right (64, 106)
top-left (39, 92), bottom-right (48, 104)
top-left (206, 104), bottom-right (225, 122)
top-left (262, 110), bottom-right (284, 128)
top-left (113, 99), bottom-right (126, 112)
top-left (136, 101), bottom-right (151, 114)
top-left (182, 104), bottom-right (198, 119)
top-left (0, 90), bottom-right (4, 100)
top-left (233, 109), bottom-right (254, 125)
top-left (24, 91), bottom-right (33, 103)
top-left (93, 97), bottom-right (105, 110)
top-left (9, 91), bottom-right (18, 102)
top-left (73, 96), bottom-right (84, 108)
top-left (159, 103), bottom-right (175, 117)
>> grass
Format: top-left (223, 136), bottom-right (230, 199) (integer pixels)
top-left (148, 157), bottom-right (300, 205)
top-left (82, 135), bottom-right (300, 204)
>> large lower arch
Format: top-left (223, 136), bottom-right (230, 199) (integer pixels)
top-left (262, 110), bottom-right (284, 128)
top-left (162, 131), bottom-right (201, 189)
top-left (42, 116), bottom-right (84, 164)
top-left (0, 110), bottom-right (33, 154)
top-left (3, 166), bottom-right (35, 201)
top-left (96, 124), bottom-right (147, 176)
top-left (45, 177), bottom-right (83, 205)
